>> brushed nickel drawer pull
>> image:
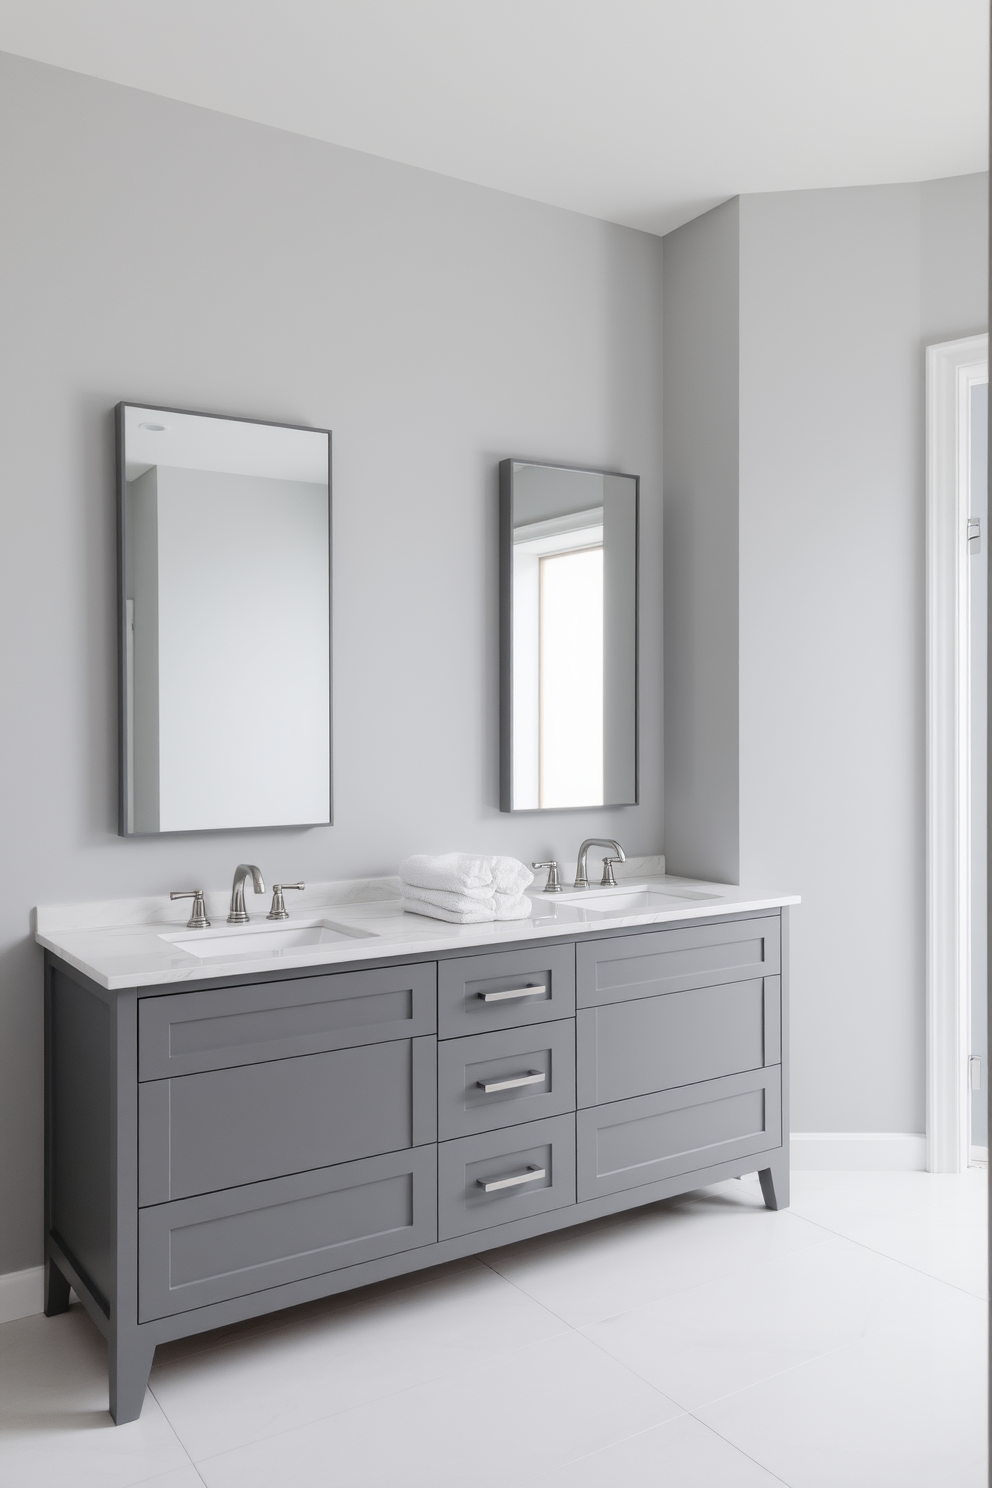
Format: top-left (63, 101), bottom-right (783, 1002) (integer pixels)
top-left (479, 1165), bottom-right (546, 1193)
top-left (480, 985), bottom-right (545, 1002)
top-left (478, 1070), bottom-right (546, 1094)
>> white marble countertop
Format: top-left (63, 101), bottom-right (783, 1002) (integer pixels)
top-left (35, 861), bottom-right (799, 991)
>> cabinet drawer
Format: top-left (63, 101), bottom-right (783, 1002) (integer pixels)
top-left (576, 916), bottom-right (780, 1009)
top-left (438, 1020), bottom-right (575, 1140)
top-left (438, 946), bottom-right (575, 1037)
top-left (577, 977), bottom-right (780, 1107)
top-left (138, 962), bottom-right (437, 1079)
top-left (138, 1145), bottom-right (437, 1321)
top-left (438, 1114), bottom-right (575, 1239)
top-left (576, 1068), bottom-right (781, 1202)
top-left (139, 1036), bottom-right (436, 1205)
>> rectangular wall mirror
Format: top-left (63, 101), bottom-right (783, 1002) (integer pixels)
top-left (117, 403), bottom-right (331, 835)
top-left (500, 459), bottom-right (638, 812)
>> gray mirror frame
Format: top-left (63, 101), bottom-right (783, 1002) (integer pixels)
top-left (115, 401), bottom-right (333, 837)
top-left (498, 457), bottom-right (639, 814)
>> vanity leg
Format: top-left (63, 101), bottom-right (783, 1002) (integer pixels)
top-left (757, 1153), bottom-right (790, 1211)
top-left (109, 1330), bottom-right (156, 1425)
top-left (44, 1257), bottom-right (72, 1316)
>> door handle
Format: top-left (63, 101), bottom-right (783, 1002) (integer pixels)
top-left (480, 986), bottom-right (545, 1002)
top-left (477, 1070), bottom-right (546, 1094)
top-left (478, 1165), bottom-right (546, 1193)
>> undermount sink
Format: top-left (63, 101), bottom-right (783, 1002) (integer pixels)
top-left (162, 918), bottom-right (375, 960)
top-left (555, 883), bottom-right (722, 914)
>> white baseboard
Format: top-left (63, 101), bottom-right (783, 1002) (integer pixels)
top-left (970, 1146), bottom-right (988, 1164)
top-left (790, 1132), bottom-right (926, 1171)
top-left (0, 1265), bottom-right (45, 1324)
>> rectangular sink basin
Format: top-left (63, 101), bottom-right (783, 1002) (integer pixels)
top-left (561, 884), bottom-right (721, 914)
top-left (162, 919), bottom-right (374, 960)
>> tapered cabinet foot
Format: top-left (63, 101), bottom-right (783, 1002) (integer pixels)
top-left (44, 1258), bottom-right (71, 1317)
top-left (109, 1332), bottom-right (156, 1425)
top-left (758, 1153), bottom-right (790, 1210)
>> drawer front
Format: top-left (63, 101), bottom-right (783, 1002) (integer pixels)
top-left (438, 1114), bottom-right (576, 1239)
top-left (437, 1020), bottom-right (575, 1140)
top-left (577, 977), bottom-right (780, 1107)
top-left (139, 1036), bottom-right (437, 1205)
top-left (138, 962), bottom-right (437, 1080)
top-left (576, 916), bottom-right (780, 1009)
top-left (576, 1068), bottom-right (781, 1202)
top-left (138, 1145), bottom-right (437, 1321)
top-left (438, 946), bottom-right (575, 1037)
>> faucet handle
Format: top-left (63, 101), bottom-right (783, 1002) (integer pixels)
top-left (170, 890), bottom-right (210, 929)
top-left (532, 861), bottom-right (561, 893)
top-left (600, 858), bottom-right (623, 888)
top-left (267, 882), bottom-right (305, 921)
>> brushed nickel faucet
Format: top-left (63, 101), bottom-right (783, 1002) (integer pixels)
top-left (573, 839), bottom-right (626, 889)
top-left (228, 863), bottom-right (265, 924)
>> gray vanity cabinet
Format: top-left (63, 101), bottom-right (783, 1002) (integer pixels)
top-left (44, 907), bottom-right (789, 1426)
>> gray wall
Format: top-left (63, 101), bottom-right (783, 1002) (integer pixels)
top-left (665, 175), bottom-right (988, 1135)
top-left (661, 199), bottom-right (740, 883)
top-left (0, 52), bottom-right (663, 1276)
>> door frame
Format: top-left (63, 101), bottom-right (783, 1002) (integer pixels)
top-left (926, 333), bottom-right (988, 1172)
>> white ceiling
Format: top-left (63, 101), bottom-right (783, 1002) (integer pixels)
top-left (0, 0), bottom-right (986, 235)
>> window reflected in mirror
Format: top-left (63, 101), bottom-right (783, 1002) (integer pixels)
top-left (501, 460), bottom-right (637, 812)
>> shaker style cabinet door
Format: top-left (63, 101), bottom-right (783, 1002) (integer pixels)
top-left (576, 1067), bottom-right (782, 1202)
top-left (139, 1036), bottom-right (437, 1205)
top-left (138, 1145), bottom-right (438, 1321)
top-left (438, 945), bottom-right (575, 1037)
top-left (138, 961), bottom-right (437, 1079)
top-left (576, 977), bottom-right (780, 1107)
top-left (576, 917), bottom-right (780, 1008)
top-left (437, 1114), bottom-right (576, 1239)
top-left (437, 1020), bottom-right (575, 1139)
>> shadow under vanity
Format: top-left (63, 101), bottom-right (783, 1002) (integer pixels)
top-left (42, 899), bottom-right (790, 1424)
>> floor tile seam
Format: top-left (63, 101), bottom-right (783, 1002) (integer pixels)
top-left (474, 1251), bottom-right (583, 1331)
top-left (787, 1217), bottom-right (989, 1301)
top-left (177, 1326), bottom-right (605, 1468)
top-left (682, 1410), bottom-right (798, 1487)
top-left (145, 1380), bottom-right (212, 1482)
top-left (565, 1318), bottom-right (690, 1412)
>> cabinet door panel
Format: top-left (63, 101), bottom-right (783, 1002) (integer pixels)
top-left (438, 946), bottom-right (575, 1037)
top-left (437, 1020), bottom-right (575, 1139)
top-left (138, 1146), bottom-right (437, 1321)
top-left (438, 1115), bottom-right (575, 1239)
top-left (576, 1068), bottom-right (781, 1201)
top-left (138, 962), bottom-right (436, 1079)
top-left (576, 917), bottom-right (780, 1008)
top-left (139, 1036), bottom-right (436, 1205)
top-left (577, 977), bottom-right (779, 1106)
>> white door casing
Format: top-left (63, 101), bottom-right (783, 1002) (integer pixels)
top-left (926, 333), bottom-right (987, 1173)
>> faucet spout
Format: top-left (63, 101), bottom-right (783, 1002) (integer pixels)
top-left (573, 839), bottom-right (626, 890)
top-left (228, 863), bottom-right (265, 924)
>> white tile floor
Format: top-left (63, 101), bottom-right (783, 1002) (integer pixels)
top-left (0, 1169), bottom-right (986, 1487)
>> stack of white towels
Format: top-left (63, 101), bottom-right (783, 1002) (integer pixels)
top-left (400, 853), bottom-right (535, 924)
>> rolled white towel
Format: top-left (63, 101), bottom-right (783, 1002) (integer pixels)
top-left (401, 895), bottom-right (495, 924)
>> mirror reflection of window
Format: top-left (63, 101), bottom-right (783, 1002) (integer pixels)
top-left (504, 458), bottom-right (636, 813)
top-left (539, 542), bottom-right (604, 807)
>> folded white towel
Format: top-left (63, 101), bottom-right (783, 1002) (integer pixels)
top-left (491, 891), bottom-right (532, 920)
top-left (402, 885), bottom-right (495, 915)
top-left (401, 897), bottom-right (495, 924)
top-left (401, 884), bottom-right (534, 924)
top-left (400, 853), bottom-right (534, 897)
